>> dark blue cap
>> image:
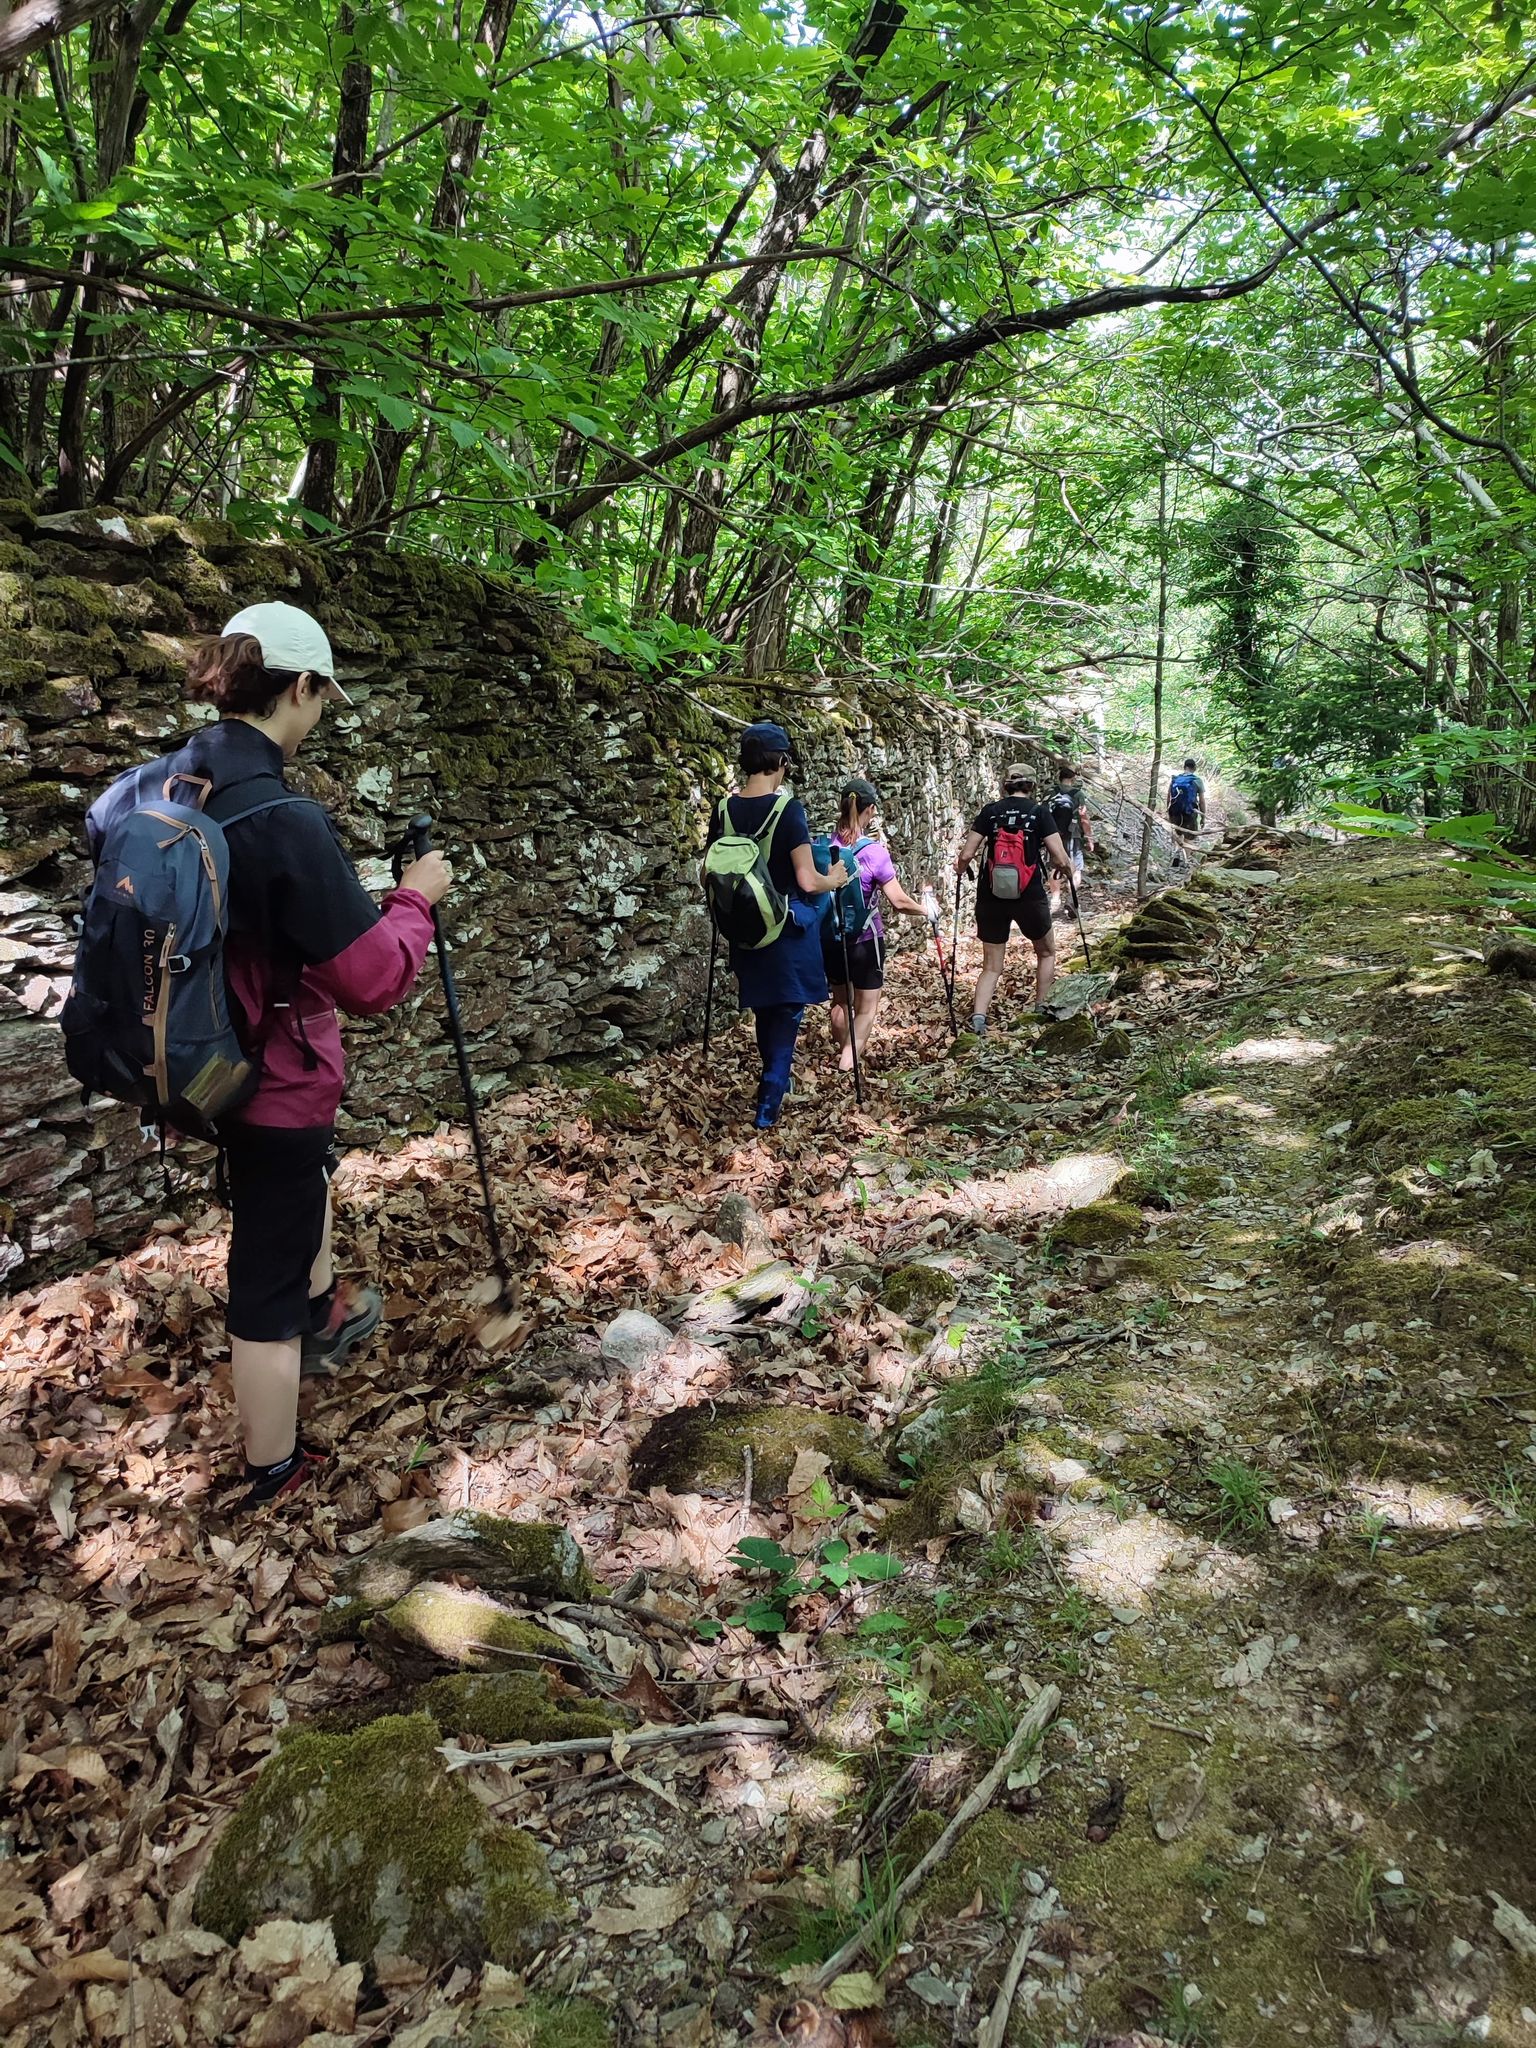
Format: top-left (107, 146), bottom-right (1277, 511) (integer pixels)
top-left (743, 719), bottom-right (792, 755)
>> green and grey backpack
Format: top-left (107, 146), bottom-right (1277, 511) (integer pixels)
top-left (703, 791), bottom-right (792, 950)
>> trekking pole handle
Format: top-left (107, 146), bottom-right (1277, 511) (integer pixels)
top-left (408, 813), bottom-right (434, 860)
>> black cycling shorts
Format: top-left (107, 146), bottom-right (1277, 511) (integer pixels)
top-left (823, 932), bottom-right (884, 991)
top-left (220, 1121), bottom-right (336, 1342)
top-left (976, 886), bottom-right (1053, 946)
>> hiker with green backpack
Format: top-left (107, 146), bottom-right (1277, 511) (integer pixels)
top-left (702, 721), bottom-right (851, 1131)
top-left (821, 777), bottom-right (930, 1073)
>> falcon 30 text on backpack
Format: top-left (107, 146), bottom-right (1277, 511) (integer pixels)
top-left (703, 790), bottom-right (794, 950)
top-left (986, 801), bottom-right (1041, 901)
top-left (61, 775), bottom-right (316, 1136)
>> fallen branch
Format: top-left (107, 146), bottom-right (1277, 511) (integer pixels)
top-left (977, 1925), bottom-right (1038, 2048)
top-left (1193, 964), bottom-right (1399, 1010)
top-left (805, 1683), bottom-right (1062, 1992)
top-left (440, 1713), bottom-right (788, 1771)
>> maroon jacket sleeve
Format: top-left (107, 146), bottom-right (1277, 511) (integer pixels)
top-left (306, 887), bottom-right (435, 1015)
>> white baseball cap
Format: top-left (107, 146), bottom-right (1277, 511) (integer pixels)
top-left (222, 602), bottom-right (351, 703)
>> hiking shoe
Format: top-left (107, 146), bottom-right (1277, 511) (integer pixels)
top-left (969, 1014), bottom-right (989, 1038)
top-left (240, 1444), bottom-right (327, 1511)
top-left (301, 1280), bottom-right (382, 1377)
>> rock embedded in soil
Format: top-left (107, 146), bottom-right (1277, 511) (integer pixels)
top-left (1035, 1011), bottom-right (1097, 1055)
top-left (629, 1400), bottom-right (896, 1498)
top-left (196, 1712), bottom-right (562, 1968)
top-left (715, 1191), bottom-right (773, 1255)
top-left (414, 1671), bottom-right (623, 1744)
top-left (598, 1309), bottom-right (675, 1372)
top-left (334, 1513), bottom-right (592, 1615)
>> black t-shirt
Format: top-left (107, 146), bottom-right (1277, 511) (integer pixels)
top-left (706, 791), bottom-right (811, 897)
top-left (971, 798), bottom-right (1049, 901)
top-left (1048, 787), bottom-right (1082, 850)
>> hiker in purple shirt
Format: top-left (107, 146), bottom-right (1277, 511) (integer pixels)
top-left (823, 778), bottom-right (929, 1072)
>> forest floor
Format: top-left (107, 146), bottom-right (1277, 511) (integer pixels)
top-left (5, 832), bottom-right (1536, 2048)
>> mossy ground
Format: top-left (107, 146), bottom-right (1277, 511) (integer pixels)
top-left (747, 839), bottom-right (1536, 2044)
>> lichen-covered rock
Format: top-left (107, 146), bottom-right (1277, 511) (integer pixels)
top-left (195, 1713), bottom-right (561, 1967)
top-left (630, 1401), bottom-right (895, 1498)
top-left (680, 1259), bottom-right (799, 1330)
top-left (1051, 1200), bottom-right (1148, 1250)
top-left (336, 1514), bottom-right (591, 1615)
top-left (360, 1583), bottom-right (581, 1681)
top-left (881, 1261), bottom-right (960, 1320)
top-left (1095, 1024), bottom-right (1134, 1063)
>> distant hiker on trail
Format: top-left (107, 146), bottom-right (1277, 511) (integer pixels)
top-left (1047, 761), bottom-right (1095, 916)
top-left (954, 764), bottom-right (1071, 1035)
top-left (1167, 757), bottom-right (1206, 859)
top-left (64, 603), bottom-right (450, 1509)
top-left (822, 777), bottom-right (930, 1073)
top-left (703, 721), bottom-right (849, 1131)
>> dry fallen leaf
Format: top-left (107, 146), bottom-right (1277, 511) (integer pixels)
top-left (587, 1878), bottom-right (695, 1935)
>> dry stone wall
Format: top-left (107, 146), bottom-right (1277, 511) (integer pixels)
top-left (1, 503), bottom-right (1089, 1282)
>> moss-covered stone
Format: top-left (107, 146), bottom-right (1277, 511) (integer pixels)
top-left (195, 1713), bottom-right (562, 1967)
top-left (629, 1401), bottom-right (896, 1498)
top-left (414, 1672), bottom-right (622, 1744)
top-left (581, 1077), bottom-right (646, 1128)
top-left (1035, 1011), bottom-right (1096, 1055)
top-left (1095, 1025), bottom-right (1134, 1063)
top-left (882, 1261), bottom-right (961, 1319)
top-left (1051, 1200), bottom-right (1148, 1249)
top-left (1111, 1168), bottom-right (1175, 1210)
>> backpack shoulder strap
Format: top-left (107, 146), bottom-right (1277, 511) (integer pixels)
top-left (215, 793), bottom-right (323, 830)
top-left (751, 789), bottom-right (793, 845)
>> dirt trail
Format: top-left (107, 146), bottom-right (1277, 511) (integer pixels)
top-left (4, 836), bottom-right (1536, 2048)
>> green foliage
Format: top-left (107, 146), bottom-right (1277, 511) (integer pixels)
top-left (1205, 1455), bottom-right (1273, 1537)
top-left (725, 1532), bottom-right (901, 1636)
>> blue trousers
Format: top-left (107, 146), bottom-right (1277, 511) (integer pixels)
top-left (753, 1004), bottom-right (805, 1128)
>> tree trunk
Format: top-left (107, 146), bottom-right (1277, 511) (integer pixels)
top-left (1137, 464), bottom-right (1170, 899)
top-left (301, 2), bottom-right (373, 528)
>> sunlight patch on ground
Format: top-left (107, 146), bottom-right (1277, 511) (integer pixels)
top-left (1348, 1476), bottom-right (1484, 1530)
top-left (1245, 1125), bottom-right (1315, 1152)
top-left (949, 1150), bottom-right (1124, 1222)
top-left (1215, 1035), bottom-right (1334, 1067)
top-left (1184, 1090), bottom-right (1277, 1121)
top-left (1058, 1511), bottom-right (1184, 1607)
top-left (1378, 1238), bottom-right (1473, 1268)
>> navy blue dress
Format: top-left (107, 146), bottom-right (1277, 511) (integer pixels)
top-left (707, 793), bottom-right (830, 1010)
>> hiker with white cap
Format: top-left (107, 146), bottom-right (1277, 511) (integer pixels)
top-left (75, 602), bottom-right (451, 1507)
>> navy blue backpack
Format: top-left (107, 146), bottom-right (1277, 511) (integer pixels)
top-left (62, 784), bottom-right (313, 1136)
top-left (812, 835), bottom-right (879, 943)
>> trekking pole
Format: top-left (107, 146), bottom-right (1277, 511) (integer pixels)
top-left (949, 870), bottom-right (965, 1006)
top-left (1067, 872), bottom-right (1093, 972)
top-left (702, 916), bottom-right (719, 1057)
top-left (400, 815), bottom-right (516, 1314)
top-left (834, 903), bottom-right (866, 1110)
top-left (921, 886), bottom-right (959, 1035)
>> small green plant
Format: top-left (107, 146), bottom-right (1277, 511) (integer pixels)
top-left (1357, 1507), bottom-right (1392, 1557)
top-left (1206, 1454), bottom-right (1272, 1535)
top-left (982, 1527), bottom-right (1041, 1578)
top-left (798, 1276), bottom-right (836, 1341)
top-left (1055, 1589), bottom-right (1097, 1636)
top-left (724, 1534), bottom-right (901, 1635)
top-left (1487, 1464), bottom-right (1535, 1524)
top-left (1159, 1979), bottom-right (1220, 2047)
top-left (956, 1684), bottom-right (1019, 1754)
top-left (763, 1851), bottom-right (906, 1972)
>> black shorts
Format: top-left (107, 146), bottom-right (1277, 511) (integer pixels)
top-left (822, 932), bottom-right (885, 991)
top-left (976, 886), bottom-right (1052, 946)
top-left (220, 1122), bottom-right (336, 1342)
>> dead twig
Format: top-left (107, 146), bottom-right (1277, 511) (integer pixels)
top-left (547, 1595), bottom-right (696, 1642)
top-left (440, 1713), bottom-right (789, 1771)
top-left (977, 1925), bottom-right (1038, 2048)
top-left (1147, 1717), bottom-right (1215, 1746)
top-left (804, 1684), bottom-right (1062, 1993)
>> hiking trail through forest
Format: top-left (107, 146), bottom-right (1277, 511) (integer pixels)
top-left (5, 832), bottom-right (1536, 2048)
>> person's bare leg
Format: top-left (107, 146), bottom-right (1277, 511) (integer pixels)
top-left (828, 985), bottom-right (851, 1057)
top-left (232, 1338), bottom-right (301, 1465)
top-left (1033, 931), bottom-right (1059, 1010)
top-left (853, 986), bottom-right (881, 1050)
top-left (972, 940), bottom-right (1009, 1024)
